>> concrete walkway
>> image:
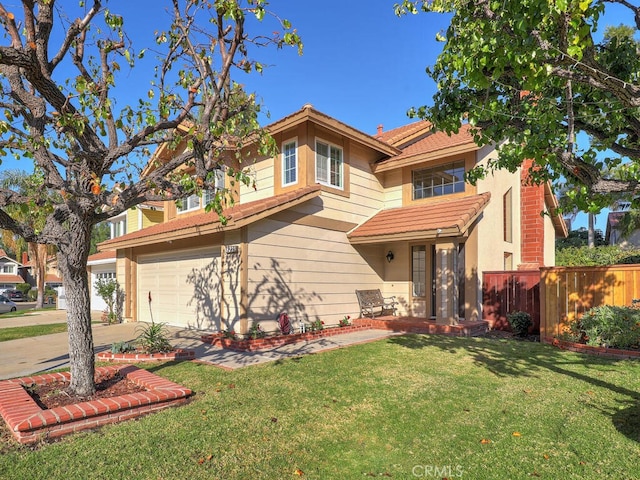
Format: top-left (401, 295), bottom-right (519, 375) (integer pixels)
top-left (0, 310), bottom-right (400, 379)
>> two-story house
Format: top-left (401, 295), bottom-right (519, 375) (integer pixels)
top-left (86, 201), bottom-right (164, 311)
top-left (0, 249), bottom-right (26, 292)
top-left (99, 105), bottom-right (566, 334)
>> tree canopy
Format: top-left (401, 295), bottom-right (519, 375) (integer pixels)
top-left (395, 0), bottom-right (640, 216)
top-left (0, 0), bottom-right (301, 395)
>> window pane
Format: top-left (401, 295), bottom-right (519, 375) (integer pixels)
top-left (412, 245), bottom-right (426, 297)
top-left (316, 141), bottom-right (329, 183)
top-left (412, 161), bottom-right (465, 200)
top-left (283, 141), bottom-right (297, 185)
top-left (330, 146), bottom-right (342, 188)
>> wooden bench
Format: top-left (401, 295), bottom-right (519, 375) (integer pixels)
top-left (355, 289), bottom-right (397, 319)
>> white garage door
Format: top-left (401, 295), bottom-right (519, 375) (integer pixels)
top-left (137, 247), bottom-right (221, 329)
top-left (90, 266), bottom-right (116, 311)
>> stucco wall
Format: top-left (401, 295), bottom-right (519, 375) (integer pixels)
top-left (475, 145), bottom-right (522, 273)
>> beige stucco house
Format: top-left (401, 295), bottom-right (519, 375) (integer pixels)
top-left (98, 105), bottom-right (567, 334)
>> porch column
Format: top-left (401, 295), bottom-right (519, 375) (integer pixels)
top-left (435, 242), bottom-right (458, 325)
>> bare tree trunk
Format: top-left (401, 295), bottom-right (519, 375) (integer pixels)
top-left (56, 216), bottom-right (95, 396)
top-left (588, 213), bottom-right (595, 248)
top-left (29, 243), bottom-right (47, 309)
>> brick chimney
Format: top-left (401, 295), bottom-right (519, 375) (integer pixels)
top-left (22, 251), bottom-right (28, 265)
top-left (519, 159), bottom-right (545, 269)
top-left (376, 124), bottom-right (383, 137)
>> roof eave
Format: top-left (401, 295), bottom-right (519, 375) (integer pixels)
top-left (544, 182), bottom-right (568, 238)
top-left (98, 186), bottom-right (322, 251)
top-left (373, 141), bottom-right (479, 173)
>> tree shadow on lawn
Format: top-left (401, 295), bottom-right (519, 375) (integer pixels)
top-left (388, 334), bottom-right (640, 443)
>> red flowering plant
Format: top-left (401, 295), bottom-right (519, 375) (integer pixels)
top-left (339, 315), bottom-right (351, 327)
top-left (310, 319), bottom-right (324, 332)
top-left (222, 329), bottom-right (236, 340)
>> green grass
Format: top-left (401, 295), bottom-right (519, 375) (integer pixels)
top-left (0, 323), bottom-right (68, 342)
top-left (1, 335), bottom-right (640, 479)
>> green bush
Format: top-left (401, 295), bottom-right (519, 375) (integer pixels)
top-left (15, 283), bottom-right (31, 295)
top-left (507, 311), bottom-right (532, 337)
top-left (110, 341), bottom-right (135, 354)
top-left (561, 305), bottom-right (640, 349)
top-left (556, 245), bottom-right (640, 266)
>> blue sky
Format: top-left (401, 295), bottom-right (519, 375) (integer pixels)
top-left (2, 1), bottom-right (636, 231)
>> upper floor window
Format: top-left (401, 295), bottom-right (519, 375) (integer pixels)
top-left (412, 161), bottom-right (465, 200)
top-left (0, 264), bottom-right (14, 274)
top-left (111, 218), bottom-right (126, 239)
top-left (315, 139), bottom-right (343, 189)
top-left (282, 139), bottom-right (298, 186)
top-left (177, 169), bottom-right (225, 214)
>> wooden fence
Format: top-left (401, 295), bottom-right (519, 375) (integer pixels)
top-left (540, 264), bottom-right (640, 341)
top-left (482, 270), bottom-right (541, 333)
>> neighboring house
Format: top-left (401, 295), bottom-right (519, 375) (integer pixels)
top-left (85, 202), bottom-right (164, 311)
top-left (0, 249), bottom-right (26, 291)
top-left (605, 209), bottom-right (640, 247)
top-left (99, 104), bottom-right (567, 333)
top-left (43, 256), bottom-right (63, 289)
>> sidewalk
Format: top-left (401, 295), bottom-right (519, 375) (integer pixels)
top-left (0, 310), bottom-right (400, 379)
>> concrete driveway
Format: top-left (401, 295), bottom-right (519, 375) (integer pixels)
top-left (0, 309), bottom-right (400, 379)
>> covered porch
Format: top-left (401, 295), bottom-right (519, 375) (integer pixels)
top-left (348, 193), bottom-right (491, 326)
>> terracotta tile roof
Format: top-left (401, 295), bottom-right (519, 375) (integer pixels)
top-left (45, 274), bottom-right (62, 283)
top-left (348, 193), bottom-right (491, 244)
top-left (0, 249), bottom-right (7, 258)
top-left (375, 120), bottom-right (432, 146)
top-left (373, 124), bottom-right (478, 174)
top-left (99, 185), bottom-right (322, 250)
top-left (0, 274), bottom-right (25, 283)
top-left (87, 251), bottom-right (116, 263)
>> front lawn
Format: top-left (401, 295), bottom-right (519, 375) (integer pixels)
top-left (0, 323), bottom-right (67, 342)
top-left (1, 335), bottom-right (639, 479)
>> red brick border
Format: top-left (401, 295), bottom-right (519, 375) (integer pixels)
top-left (96, 348), bottom-right (195, 363)
top-left (0, 365), bottom-right (192, 444)
top-left (543, 337), bottom-right (640, 360)
top-left (202, 324), bottom-right (373, 351)
top-left (353, 318), bottom-right (489, 337)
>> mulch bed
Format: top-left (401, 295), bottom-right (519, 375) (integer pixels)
top-left (25, 373), bottom-right (147, 410)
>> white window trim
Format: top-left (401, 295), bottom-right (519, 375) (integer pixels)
top-left (315, 138), bottom-right (344, 190)
top-left (176, 169), bottom-right (226, 214)
top-left (281, 137), bottom-right (298, 187)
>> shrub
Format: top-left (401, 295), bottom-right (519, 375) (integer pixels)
top-left (310, 319), bottom-right (324, 332)
top-left (135, 322), bottom-right (173, 353)
top-left (565, 305), bottom-right (640, 349)
top-left (110, 341), bottom-right (135, 354)
top-left (507, 311), bottom-right (532, 337)
top-left (15, 283), bottom-right (31, 295)
top-left (248, 322), bottom-right (265, 340)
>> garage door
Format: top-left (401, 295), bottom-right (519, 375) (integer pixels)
top-left (137, 247), bottom-right (221, 328)
top-left (90, 266), bottom-right (116, 311)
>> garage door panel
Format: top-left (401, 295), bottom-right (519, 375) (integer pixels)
top-left (137, 248), bottom-right (221, 329)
